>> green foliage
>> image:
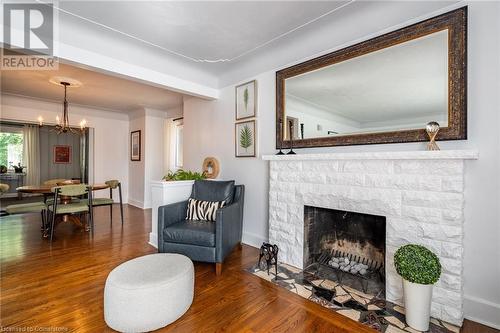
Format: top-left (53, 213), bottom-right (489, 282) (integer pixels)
top-left (394, 244), bottom-right (441, 285)
top-left (239, 125), bottom-right (252, 150)
top-left (243, 87), bottom-right (249, 110)
top-left (0, 132), bottom-right (23, 167)
top-left (163, 169), bottom-right (206, 181)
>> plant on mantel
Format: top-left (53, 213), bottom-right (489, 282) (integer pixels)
top-left (162, 169), bottom-right (206, 181)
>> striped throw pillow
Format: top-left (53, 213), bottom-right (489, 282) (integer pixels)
top-left (186, 198), bottom-right (226, 222)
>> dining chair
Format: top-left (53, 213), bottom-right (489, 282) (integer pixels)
top-left (45, 180), bottom-right (82, 204)
top-left (47, 184), bottom-right (93, 242)
top-left (57, 180), bottom-right (81, 185)
top-left (42, 179), bottom-right (68, 203)
top-left (92, 180), bottom-right (124, 225)
top-left (43, 179), bottom-right (68, 186)
top-left (0, 183), bottom-right (10, 217)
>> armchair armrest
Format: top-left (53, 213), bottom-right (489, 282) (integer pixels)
top-left (158, 200), bottom-right (188, 252)
top-left (215, 202), bottom-right (242, 262)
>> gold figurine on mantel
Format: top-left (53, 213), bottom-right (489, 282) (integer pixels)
top-left (426, 121), bottom-right (440, 151)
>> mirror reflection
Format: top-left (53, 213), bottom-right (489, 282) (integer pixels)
top-left (284, 30), bottom-right (449, 140)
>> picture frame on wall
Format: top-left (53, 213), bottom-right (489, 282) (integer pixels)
top-left (53, 145), bottom-right (71, 164)
top-left (235, 120), bottom-right (256, 157)
top-left (235, 80), bottom-right (257, 120)
top-left (131, 130), bottom-right (141, 161)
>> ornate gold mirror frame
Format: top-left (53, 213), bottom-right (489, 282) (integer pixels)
top-left (276, 7), bottom-right (467, 149)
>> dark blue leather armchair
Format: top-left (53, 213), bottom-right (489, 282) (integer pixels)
top-left (158, 180), bottom-right (244, 275)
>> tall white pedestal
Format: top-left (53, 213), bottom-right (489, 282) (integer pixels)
top-left (149, 180), bottom-right (194, 248)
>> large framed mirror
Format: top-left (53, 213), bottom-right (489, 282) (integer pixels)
top-left (276, 7), bottom-right (467, 149)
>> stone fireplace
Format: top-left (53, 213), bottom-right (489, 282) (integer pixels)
top-left (263, 150), bottom-right (478, 326)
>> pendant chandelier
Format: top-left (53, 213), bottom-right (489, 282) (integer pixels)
top-left (38, 77), bottom-right (87, 134)
top-left (54, 81), bottom-right (86, 134)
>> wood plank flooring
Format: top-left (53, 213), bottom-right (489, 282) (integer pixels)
top-left (0, 204), bottom-right (497, 333)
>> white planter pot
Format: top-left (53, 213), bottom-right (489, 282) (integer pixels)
top-left (403, 279), bottom-right (434, 331)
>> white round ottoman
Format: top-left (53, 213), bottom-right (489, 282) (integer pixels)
top-left (104, 253), bottom-right (194, 332)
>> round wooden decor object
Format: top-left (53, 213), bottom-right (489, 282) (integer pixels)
top-left (202, 157), bottom-right (220, 179)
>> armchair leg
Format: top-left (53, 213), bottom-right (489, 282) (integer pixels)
top-left (215, 263), bottom-right (222, 276)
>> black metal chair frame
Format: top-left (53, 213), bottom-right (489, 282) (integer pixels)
top-left (93, 182), bottom-right (124, 226)
top-left (47, 186), bottom-right (93, 242)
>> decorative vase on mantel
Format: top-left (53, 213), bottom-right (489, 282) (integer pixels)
top-left (394, 244), bottom-right (441, 331)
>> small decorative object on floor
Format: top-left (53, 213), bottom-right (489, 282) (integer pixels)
top-left (258, 243), bottom-right (279, 276)
top-left (426, 121), bottom-right (440, 151)
top-left (287, 120), bottom-right (296, 155)
top-left (394, 244), bottom-right (441, 331)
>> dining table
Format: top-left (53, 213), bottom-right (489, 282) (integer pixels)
top-left (16, 183), bottom-right (110, 237)
top-left (17, 183), bottom-right (109, 200)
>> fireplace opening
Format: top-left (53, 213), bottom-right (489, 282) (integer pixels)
top-left (303, 206), bottom-right (386, 296)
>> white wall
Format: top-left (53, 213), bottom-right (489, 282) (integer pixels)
top-left (127, 108), bottom-right (170, 209)
top-left (182, 2), bottom-right (500, 329)
top-left (128, 109), bottom-right (146, 207)
top-left (144, 109), bottom-right (168, 209)
top-left (1, 94), bottom-right (130, 203)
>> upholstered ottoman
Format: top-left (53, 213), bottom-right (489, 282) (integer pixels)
top-left (104, 253), bottom-right (194, 332)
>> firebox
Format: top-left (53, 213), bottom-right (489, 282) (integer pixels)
top-left (303, 206), bottom-right (386, 295)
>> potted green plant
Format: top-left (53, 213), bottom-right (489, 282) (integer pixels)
top-left (162, 169), bottom-right (206, 181)
top-left (394, 244), bottom-right (441, 331)
top-left (12, 162), bottom-right (25, 173)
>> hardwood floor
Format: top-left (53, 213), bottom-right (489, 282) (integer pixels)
top-left (0, 205), bottom-right (497, 333)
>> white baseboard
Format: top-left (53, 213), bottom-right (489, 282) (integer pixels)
top-left (128, 198), bottom-right (145, 209)
top-left (149, 232), bottom-right (158, 249)
top-left (464, 294), bottom-right (500, 330)
top-left (242, 231), bottom-right (267, 249)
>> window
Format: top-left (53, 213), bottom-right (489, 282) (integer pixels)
top-left (0, 131), bottom-right (24, 169)
top-left (175, 123), bottom-right (183, 168)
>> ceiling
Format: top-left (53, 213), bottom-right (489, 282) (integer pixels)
top-left (286, 30), bottom-right (449, 125)
top-left (58, 1), bottom-right (349, 63)
top-left (1, 63), bottom-right (185, 113)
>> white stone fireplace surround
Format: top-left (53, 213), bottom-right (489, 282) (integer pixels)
top-left (263, 150), bottom-right (478, 326)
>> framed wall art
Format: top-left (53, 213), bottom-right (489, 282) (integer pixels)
top-left (53, 145), bottom-right (71, 164)
top-left (131, 130), bottom-right (141, 161)
top-left (235, 80), bottom-right (257, 120)
top-left (235, 120), bottom-right (256, 157)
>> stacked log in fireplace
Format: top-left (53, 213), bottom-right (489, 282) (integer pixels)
top-left (307, 248), bottom-right (385, 294)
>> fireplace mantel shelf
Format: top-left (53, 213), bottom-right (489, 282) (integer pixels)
top-left (262, 150), bottom-right (478, 161)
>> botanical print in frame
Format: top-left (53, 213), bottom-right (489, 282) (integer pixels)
top-left (130, 130), bottom-right (141, 161)
top-left (235, 80), bottom-right (257, 120)
top-left (235, 120), bottom-right (256, 157)
top-left (53, 145), bottom-right (71, 164)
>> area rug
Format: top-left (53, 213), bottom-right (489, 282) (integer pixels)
top-left (246, 263), bottom-right (459, 333)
